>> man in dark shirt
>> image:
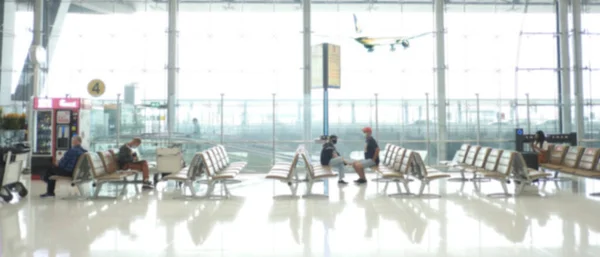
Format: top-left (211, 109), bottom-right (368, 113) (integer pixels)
top-left (320, 135), bottom-right (351, 185)
top-left (118, 137), bottom-right (152, 189)
top-left (41, 136), bottom-right (87, 197)
top-left (352, 127), bottom-right (380, 184)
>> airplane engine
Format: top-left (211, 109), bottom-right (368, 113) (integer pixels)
top-left (401, 39), bottom-right (410, 48)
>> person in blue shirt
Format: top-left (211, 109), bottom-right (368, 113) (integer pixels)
top-left (40, 136), bottom-right (87, 198)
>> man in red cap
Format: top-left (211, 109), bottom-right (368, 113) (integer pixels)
top-left (352, 126), bottom-right (379, 184)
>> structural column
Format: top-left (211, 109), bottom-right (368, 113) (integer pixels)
top-left (0, 1), bottom-right (17, 104)
top-left (572, 0), bottom-right (585, 143)
top-left (25, 0), bottom-right (44, 169)
top-left (302, 0), bottom-right (312, 144)
top-left (435, 0), bottom-right (447, 162)
top-left (558, 0), bottom-right (572, 133)
top-left (167, 0), bottom-right (179, 137)
top-left (31, 0), bottom-right (43, 99)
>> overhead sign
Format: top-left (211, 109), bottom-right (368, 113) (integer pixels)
top-left (150, 102), bottom-right (161, 108)
top-left (33, 98), bottom-right (53, 109)
top-left (327, 44), bottom-right (341, 89)
top-left (87, 79), bottom-right (106, 97)
top-left (311, 43), bottom-right (341, 90)
top-left (311, 44), bottom-right (324, 89)
top-left (33, 97), bottom-right (82, 110)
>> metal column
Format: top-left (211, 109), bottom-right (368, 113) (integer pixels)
top-left (116, 94), bottom-right (121, 147)
top-left (558, 0), bottom-right (572, 133)
top-left (302, 0), bottom-right (312, 145)
top-left (272, 94), bottom-right (276, 165)
top-left (167, 0), bottom-right (179, 140)
top-left (426, 93), bottom-right (431, 157)
top-left (220, 93), bottom-right (224, 144)
top-left (572, 0), bottom-right (585, 144)
top-left (476, 94), bottom-right (481, 145)
top-left (435, 0), bottom-right (447, 162)
top-left (526, 93), bottom-right (532, 133)
top-left (375, 93), bottom-right (379, 139)
top-left (27, 0), bottom-right (44, 170)
top-left (31, 0), bottom-right (44, 97)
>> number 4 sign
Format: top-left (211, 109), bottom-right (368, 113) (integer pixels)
top-left (87, 79), bottom-right (106, 97)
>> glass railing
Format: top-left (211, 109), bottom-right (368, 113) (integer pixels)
top-left (87, 96), bottom-right (600, 171)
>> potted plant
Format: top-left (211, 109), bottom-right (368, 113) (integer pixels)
top-left (18, 113), bottom-right (26, 129)
top-left (1, 112), bottom-right (27, 144)
top-left (2, 113), bottom-right (26, 130)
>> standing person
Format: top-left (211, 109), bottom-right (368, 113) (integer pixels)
top-left (40, 136), bottom-right (87, 198)
top-left (352, 127), bottom-right (380, 184)
top-left (192, 118), bottom-right (200, 137)
top-left (192, 118), bottom-right (201, 151)
top-left (320, 135), bottom-right (351, 185)
top-left (118, 137), bottom-right (153, 189)
top-left (531, 130), bottom-right (549, 163)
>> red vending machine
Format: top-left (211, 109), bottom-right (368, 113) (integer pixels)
top-left (31, 97), bottom-right (92, 179)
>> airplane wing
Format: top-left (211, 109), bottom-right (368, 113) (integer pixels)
top-left (365, 32), bottom-right (433, 42)
top-left (404, 31), bottom-right (434, 40)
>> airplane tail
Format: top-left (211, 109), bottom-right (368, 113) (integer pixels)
top-left (353, 14), bottom-right (362, 34)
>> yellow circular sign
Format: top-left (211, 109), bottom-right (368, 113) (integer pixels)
top-left (87, 79), bottom-right (106, 97)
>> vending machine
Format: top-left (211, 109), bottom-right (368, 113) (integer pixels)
top-left (31, 97), bottom-right (92, 178)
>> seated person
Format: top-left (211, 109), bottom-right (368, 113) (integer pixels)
top-left (352, 127), bottom-right (380, 185)
top-left (118, 137), bottom-right (152, 189)
top-left (41, 136), bottom-right (87, 198)
top-left (320, 135), bottom-right (351, 185)
top-left (531, 130), bottom-right (549, 163)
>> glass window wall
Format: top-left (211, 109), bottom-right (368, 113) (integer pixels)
top-left (6, 1), bottom-right (600, 168)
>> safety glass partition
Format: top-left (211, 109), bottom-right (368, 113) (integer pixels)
top-left (41, 1), bottom-right (600, 171)
top-left (2, 5), bottom-right (32, 103)
top-left (582, 7), bottom-right (600, 148)
top-left (274, 98), bottom-right (303, 167)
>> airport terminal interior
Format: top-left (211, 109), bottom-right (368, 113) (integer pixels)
top-left (1, 0), bottom-right (600, 256)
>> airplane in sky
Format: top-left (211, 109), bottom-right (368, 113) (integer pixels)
top-left (352, 14), bottom-right (432, 52)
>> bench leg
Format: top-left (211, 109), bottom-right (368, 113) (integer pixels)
top-left (388, 179), bottom-right (415, 198)
top-left (382, 181), bottom-right (390, 194)
top-left (60, 183), bottom-right (89, 200)
top-left (172, 180), bottom-right (200, 200)
top-left (222, 182), bottom-right (231, 198)
top-left (515, 182), bottom-right (526, 196)
top-left (487, 178), bottom-right (513, 198)
top-left (302, 180), bottom-right (329, 198)
top-left (194, 180), bottom-right (231, 200)
top-left (381, 180), bottom-right (404, 195)
top-left (416, 180), bottom-right (444, 198)
top-left (540, 170), bottom-right (572, 183)
top-left (90, 182), bottom-right (125, 200)
top-left (93, 183), bottom-right (103, 198)
top-left (447, 169), bottom-right (475, 182)
top-left (272, 180), bottom-right (300, 199)
top-left (187, 181), bottom-right (196, 196)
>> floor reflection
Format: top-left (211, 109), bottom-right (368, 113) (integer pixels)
top-left (3, 175), bottom-right (600, 257)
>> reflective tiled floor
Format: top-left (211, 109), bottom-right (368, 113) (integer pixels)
top-left (2, 173), bottom-right (600, 257)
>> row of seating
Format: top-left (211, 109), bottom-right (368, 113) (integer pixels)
top-left (159, 145), bottom-right (246, 199)
top-left (538, 144), bottom-right (600, 178)
top-left (266, 146), bottom-right (337, 197)
top-left (374, 144), bottom-right (450, 197)
top-left (52, 145), bottom-right (245, 199)
top-left (444, 144), bottom-right (551, 196)
top-left (153, 145), bottom-right (246, 198)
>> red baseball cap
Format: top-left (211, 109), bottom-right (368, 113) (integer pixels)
top-left (362, 127), bottom-right (372, 133)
